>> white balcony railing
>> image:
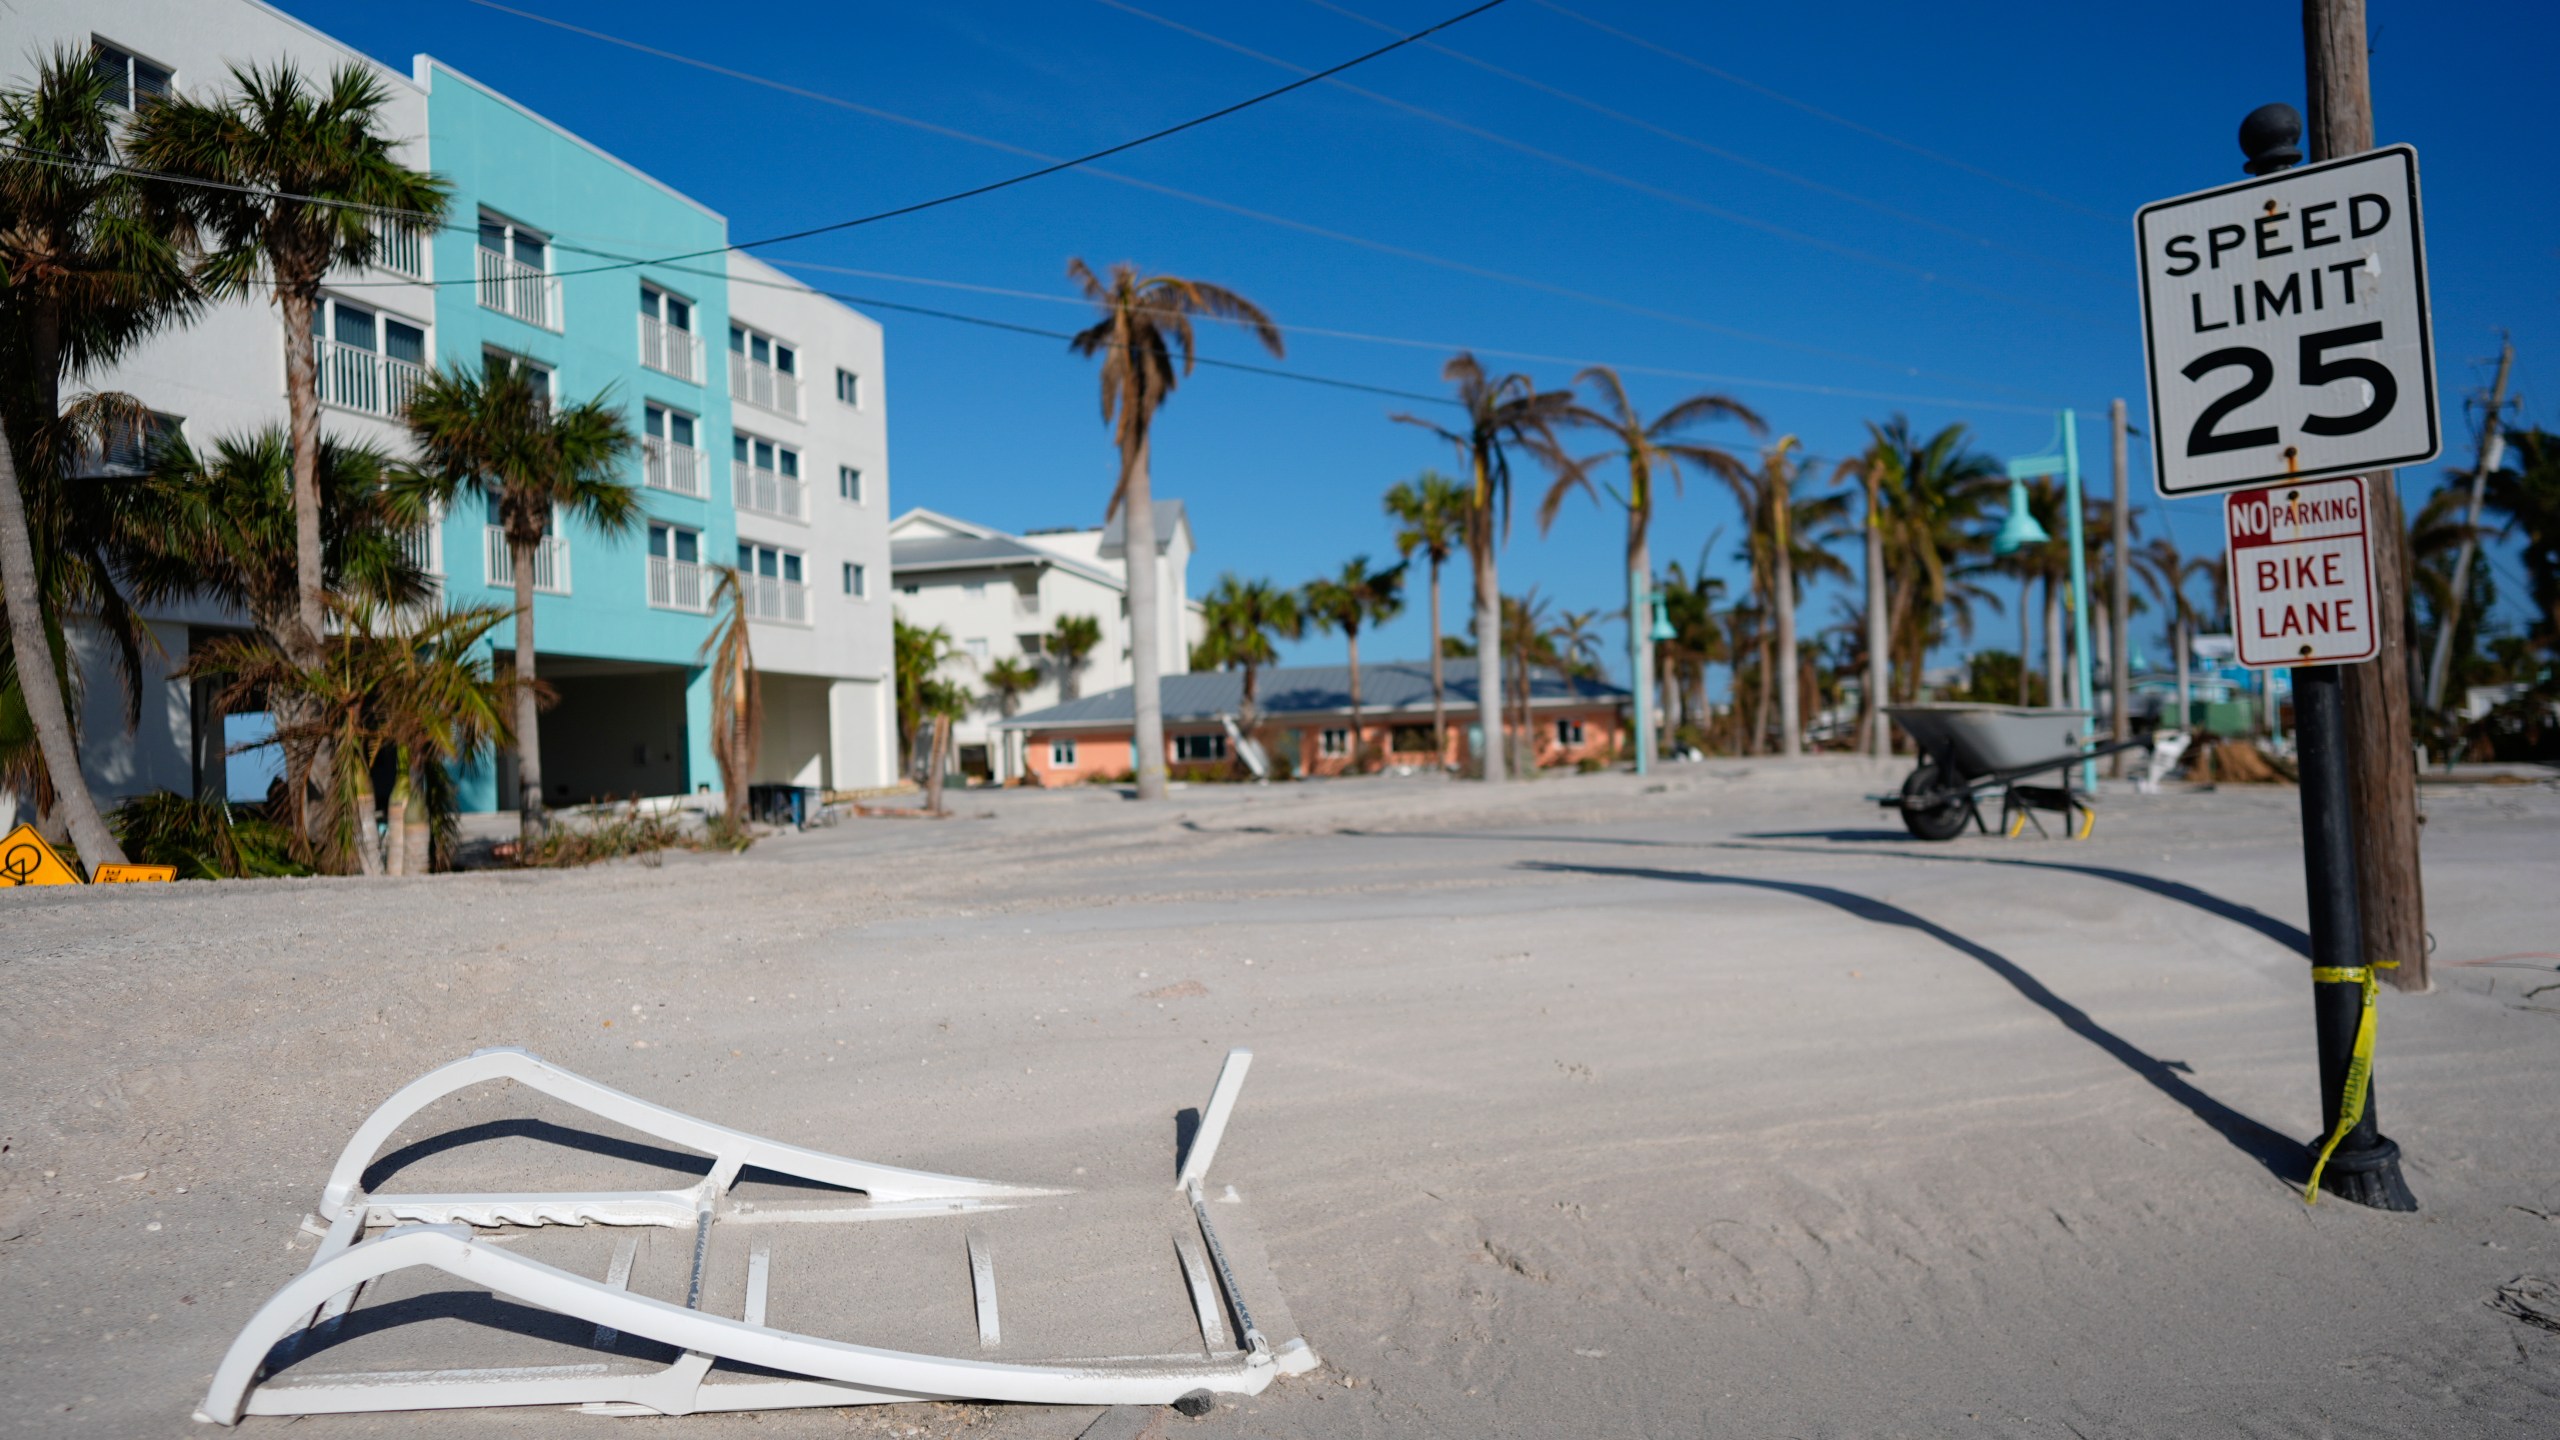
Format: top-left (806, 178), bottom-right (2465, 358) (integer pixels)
top-left (372, 221), bottom-right (427, 279)
top-left (728, 350), bottom-right (800, 416)
top-left (313, 337), bottom-right (426, 418)
top-left (731, 459), bottom-right (805, 521)
top-left (647, 555), bottom-right (708, 612)
top-left (642, 436), bottom-right (707, 498)
top-left (638, 313), bottom-right (703, 383)
top-left (744, 574), bottom-right (809, 625)
top-left (476, 247), bottom-right (560, 330)
top-left (484, 525), bottom-right (569, 594)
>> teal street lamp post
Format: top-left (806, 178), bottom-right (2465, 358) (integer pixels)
top-left (1630, 581), bottom-right (1677, 775)
top-left (2005, 411), bottom-right (2098, 791)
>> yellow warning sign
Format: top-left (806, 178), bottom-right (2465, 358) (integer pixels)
top-left (93, 863), bottom-right (176, 884)
top-left (0, 823), bottom-right (84, 886)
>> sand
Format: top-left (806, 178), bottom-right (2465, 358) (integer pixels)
top-left (3, 758), bottom-right (2557, 1438)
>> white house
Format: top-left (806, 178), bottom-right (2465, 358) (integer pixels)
top-left (887, 503), bottom-right (1203, 781)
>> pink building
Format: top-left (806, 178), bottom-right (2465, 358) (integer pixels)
top-left (996, 659), bottom-right (1627, 785)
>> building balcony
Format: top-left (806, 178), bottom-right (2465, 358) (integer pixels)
top-left (638, 313), bottom-right (703, 384)
top-left (642, 435), bottom-right (707, 498)
top-left (1014, 592), bottom-right (1042, 617)
top-left (372, 220), bottom-right (427, 280)
top-left (485, 525), bottom-right (569, 594)
top-left (313, 337), bottom-right (425, 418)
top-left (743, 574), bottom-right (809, 626)
top-left (476, 247), bottom-right (561, 330)
top-left (729, 350), bottom-right (800, 417)
top-left (732, 460), bottom-right (805, 522)
top-left (647, 555), bottom-right (708, 612)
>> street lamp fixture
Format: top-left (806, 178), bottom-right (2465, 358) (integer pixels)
top-left (1993, 478), bottom-right (2050, 557)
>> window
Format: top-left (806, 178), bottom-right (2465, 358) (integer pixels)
top-left (899, 583), bottom-right (921, 596)
top-left (736, 542), bottom-right (809, 623)
top-left (964, 637), bottom-right (989, 662)
top-left (309, 298), bottom-right (426, 416)
top-left (837, 465), bottom-right (863, 503)
top-left (86, 410), bottom-right (182, 476)
top-left (1049, 738), bottom-right (1077, 767)
top-left (728, 324), bottom-right (800, 414)
top-left (962, 581), bottom-right (986, 600)
top-left (647, 523), bottom-right (705, 611)
top-left (1319, 728), bottom-right (1351, 758)
top-left (842, 562), bottom-right (868, 597)
top-left (644, 404), bottom-right (696, 448)
top-left (1555, 717), bottom-right (1586, 746)
top-left (1017, 633), bottom-right (1045, 655)
top-left (638, 285), bottom-right (700, 381)
top-left (476, 213), bottom-right (556, 328)
top-left (478, 213), bottom-right (547, 270)
top-left (1173, 733), bottom-right (1229, 762)
top-left (93, 40), bottom-right (171, 111)
top-left (834, 368), bottom-right (862, 407)
top-left (730, 432), bottom-right (805, 519)
top-left (641, 405), bottom-right (703, 496)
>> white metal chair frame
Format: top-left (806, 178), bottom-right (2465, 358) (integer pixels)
top-left (197, 1046), bottom-right (1314, 1424)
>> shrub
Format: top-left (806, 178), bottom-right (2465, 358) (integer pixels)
top-left (110, 792), bottom-right (312, 880)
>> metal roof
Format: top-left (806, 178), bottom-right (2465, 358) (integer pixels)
top-left (890, 532), bottom-right (1062, 573)
top-left (997, 658), bottom-right (1626, 730)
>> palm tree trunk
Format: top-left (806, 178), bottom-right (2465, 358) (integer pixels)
top-left (1346, 629), bottom-right (1364, 773)
top-left (1471, 505), bottom-right (1504, 785)
top-left (1426, 555), bottom-right (1447, 767)
top-left (1864, 474), bottom-right (1890, 758)
top-left (2043, 573), bottom-right (2064, 711)
top-left (2174, 616), bottom-right (2191, 731)
top-left (1121, 428), bottom-right (1169, 801)
top-left (0, 433), bottom-right (125, 869)
top-left (511, 539), bottom-right (545, 851)
top-left (1751, 629), bottom-right (1772, 756)
top-left (925, 714), bottom-right (949, 815)
top-left (385, 748), bottom-right (410, 877)
top-left (1775, 548), bottom-right (1800, 758)
top-left (1629, 525), bottom-right (1652, 772)
top-left (2019, 575), bottom-right (2035, 706)
top-left (350, 755), bottom-right (381, 877)
top-left (280, 285), bottom-right (327, 666)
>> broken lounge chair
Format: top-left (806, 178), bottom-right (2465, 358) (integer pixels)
top-left (197, 1046), bottom-right (1314, 1423)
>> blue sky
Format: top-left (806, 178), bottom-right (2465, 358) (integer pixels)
top-left (283, 0), bottom-right (2556, 678)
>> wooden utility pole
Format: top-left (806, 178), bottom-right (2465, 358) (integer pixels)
top-left (2421, 339), bottom-right (2513, 714)
top-left (2304, 0), bottom-right (2427, 993)
top-left (2109, 399), bottom-right (2132, 776)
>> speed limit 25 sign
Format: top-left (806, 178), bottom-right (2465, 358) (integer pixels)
top-left (2135, 145), bottom-right (2438, 497)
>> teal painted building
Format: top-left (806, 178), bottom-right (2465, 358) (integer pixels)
top-left (423, 63), bottom-right (732, 812)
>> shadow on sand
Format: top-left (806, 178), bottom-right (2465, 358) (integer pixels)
top-left (1518, 858), bottom-right (2309, 1185)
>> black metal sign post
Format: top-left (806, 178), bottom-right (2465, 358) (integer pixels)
top-left (2237, 105), bottom-right (2415, 1210)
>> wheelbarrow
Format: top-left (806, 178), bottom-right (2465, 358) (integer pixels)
top-left (1880, 704), bottom-right (2150, 841)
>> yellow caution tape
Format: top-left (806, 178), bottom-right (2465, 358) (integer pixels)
top-left (2303, 960), bottom-right (2396, 1204)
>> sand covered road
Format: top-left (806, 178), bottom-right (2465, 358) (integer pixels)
top-left (4, 760), bottom-right (2558, 1438)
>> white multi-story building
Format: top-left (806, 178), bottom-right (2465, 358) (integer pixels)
top-left (887, 503), bottom-right (1203, 781)
top-left (8, 0), bottom-right (899, 831)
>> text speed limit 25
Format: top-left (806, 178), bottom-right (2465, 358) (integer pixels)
top-left (2135, 145), bottom-right (2438, 498)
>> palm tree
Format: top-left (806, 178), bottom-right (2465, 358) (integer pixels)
top-left (1547, 366), bottom-right (1762, 767)
top-left (1044, 613), bottom-right (1103, 702)
top-left (701, 566), bottom-right (760, 831)
top-left (2136, 536), bottom-right (2216, 730)
top-left (2480, 428), bottom-right (2559, 658)
top-left (1394, 355), bottom-right (1580, 783)
top-left (1550, 608), bottom-right (1606, 679)
top-left (893, 615), bottom-right (962, 777)
top-left (0, 52), bottom-right (200, 868)
top-left (1721, 438), bottom-right (1851, 755)
top-left (1067, 259), bottom-right (1281, 802)
top-left (1837, 443), bottom-right (1894, 756)
top-left (129, 61), bottom-right (449, 674)
top-left (1301, 556), bottom-right (1404, 770)
top-left (1194, 574), bottom-right (1302, 733)
top-left (120, 428), bottom-right (431, 652)
top-left (1499, 589), bottom-right (1562, 773)
top-left (400, 357), bottom-right (639, 850)
top-left (187, 600), bottom-right (518, 874)
top-left (1655, 553), bottom-right (1728, 750)
top-left (1383, 470), bottom-right (1466, 763)
top-left (1871, 417), bottom-right (2005, 704)
top-left (981, 656), bottom-right (1038, 718)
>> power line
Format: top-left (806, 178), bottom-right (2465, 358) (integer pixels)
top-left (452, 0), bottom-right (2054, 399)
top-left (1092, 0), bottom-right (2114, 327)
top-left (1530, 0), bottom-right (2114, 222)
top-left (1295, 0), bottom-right (2121, 286)
top-left (764, 258), bottom-right (2068, 414)
top-left (378, 0), bottom-right (1515, 282)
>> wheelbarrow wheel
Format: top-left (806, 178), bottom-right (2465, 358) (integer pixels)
top-left (1899, 762), bottom-right (1972, 841)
